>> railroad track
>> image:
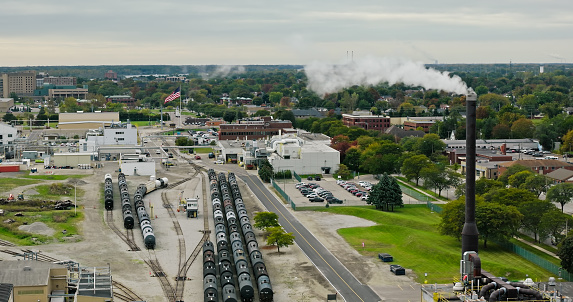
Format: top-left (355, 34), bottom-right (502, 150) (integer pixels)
top-left (113, 280), bottom-right (144, 302)
top-left (144, 249), bottom-right (176, 302)
top-left (0, 239), bottom-right (15, 247)
top-left (105, 210), bottom-right (140, 251)
top-left (173, 171), bottom-right (211, 301)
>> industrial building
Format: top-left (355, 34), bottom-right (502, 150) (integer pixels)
top-left (0, 260), bottom-right (113, 302)
top-left (57, 112), bottom-right (121, 130)
top-left (342, 113), bottom-right (391, 132)
top-left (0, 98), bottom-right (14, 113)
top-left (218, 117), bottom-right (292, 140)
top-left (219, 131), bottom-right (339, 175)
top-left (0, 123), bottom-right (18, 147)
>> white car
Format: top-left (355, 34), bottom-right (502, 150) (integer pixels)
top-left (155, 150), bottom-right (161, 154)
top-left (214, 160), bottom-right (224, 164)
top-left (306, 193), bottom-right (319, 198)
top-left (361, 195), bottom-right (369, 201)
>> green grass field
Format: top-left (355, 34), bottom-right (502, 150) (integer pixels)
top-left (308, 205), bottom-right (557, 284)
top-left (0, 178), bottom-right (40, 193)
top-left (194, 147), bottom-right (213, 153)
top-left (23, 173), bottom-right (87, 181)
top-left (130, 121), bottom-right (157, 127)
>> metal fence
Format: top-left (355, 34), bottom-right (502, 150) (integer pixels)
top-left (495, 241), bottom-right (572, 281)
top-left (423, 201), bottom-right (571, 281)
top-left (271, 179), bottom-right (296, 210)
top-left (293, 171), bottom-right (302, 182)
top-left (398, 183), bottom-right (434, 202)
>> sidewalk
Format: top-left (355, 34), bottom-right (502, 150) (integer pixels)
top-left (515, 237), bottom-right (559, 259)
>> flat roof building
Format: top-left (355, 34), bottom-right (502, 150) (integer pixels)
top-left (0, 71), bottom-right (36, 98)
top-left (218, 117), bottom-right (292, 140)
top-left (58, 112), bottom-right (120, 130)
top-left (342, 114), bottom-right (390, 131)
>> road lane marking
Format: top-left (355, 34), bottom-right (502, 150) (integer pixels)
top-left (245, 174), bottom-right (367, 302)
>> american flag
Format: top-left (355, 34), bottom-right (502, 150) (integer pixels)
top-left (164, 87), bottom-right (181, 104)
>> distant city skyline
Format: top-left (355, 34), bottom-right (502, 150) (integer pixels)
top-left (1, 0), bottom-right (572, 66)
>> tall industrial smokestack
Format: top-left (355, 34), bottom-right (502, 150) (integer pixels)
top-left (462, 92), bottom-right (479, 256)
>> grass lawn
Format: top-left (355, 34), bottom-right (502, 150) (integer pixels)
top-left (510, 238), bottom-right (561, 266)
top-left (194, 147), bottom-right (213, 154)
top-left (131, 121), bottom-right (157, 127)
top-left (309, 205), bottom-right (557, 284)
top-left (396, 176), bottom-right (444, 201)
top-left (22, 173), bottom-right (87, 181)
top-left (32, 184), bottom-right (84, 200)
top-left (0, 210), bottom-right (82, 245)
top-left (0, 178), bottom-right (40, 193)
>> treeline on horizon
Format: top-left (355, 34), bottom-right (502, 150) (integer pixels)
top-left (0, 63), bottom-right (571, 79)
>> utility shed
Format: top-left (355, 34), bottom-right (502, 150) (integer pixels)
top-left (50, 153), bottom-right (91, 168)
top-left (0, 260), bottom-right (68, 302)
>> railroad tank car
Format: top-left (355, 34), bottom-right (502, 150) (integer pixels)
top-left (242, 223), bottom-right (253, 235)
top-left (203, 261), bottom-right (216, 277)
top-left (213, 203), bottom-right (222, 212)
top-left (155, 177), bottom-right (168, 188)
top-left (226, 211), bottom-right (236, 221)
top-left (235, 203), bottom-right (246, 211)
top-left (238, 273), bottom-right (254, 302)
top-left (233, 249), bottom-right (247, 266)
top-left (105, 173), bottom-right (112, 180)
top-left (228, 224), bottom-right (239, 234)
top-left (222, 284), bottom-right (238, 302)
top-left (220, 271), bottom-right (235, 288)
top-left (235, 259), bottom-right (249, 276)
top-left (142, 227), bottom-right (155, 249)
top-left (219, 260), bottom-right (233, 275)
top-left (250, 250), bottom-right (264, 267)
top-left (217, 237), bottom-right (228, 253)
top-left (258, 276), bottom-right (273, 302)
top-left (215, 224), bottom-right (226, 235)
top-left (253, 262), bottom-right (268, 280)
top-left (247, 241), bottom-right (259, 256)
top-left (203, 275), bottom-right (218, 302)
top-left (229, 232), bottom-right (242, 245)
top-left (203, 252), bottom-right (215, 264)
top-left (218, 249), bottom-right (231, 264)
top-left (122, 210), bottom-right (134, 229)
top-left (104, 198), bottom-right (114, 210)
top-left (203, 241), bottom-right (214, 254)
top-left (232, 241), bottom-right (244, 252)
top-left (239, 216), bottom-right (250, 227)
top-left (244, 232), bottom-right (256, 244)
top-left (104, 188), bottom-right (113, 196)
top-left (237, 208), bottom-right (248, 218)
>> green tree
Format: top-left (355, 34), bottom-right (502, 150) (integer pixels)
top-left (401, 154), bottom-right (430, 186)
top-left (258, 159), bottom-right (273, 182)
top-left (223, 110), bottom-right (236, 123)
top-left (498, 164), bottom-right (530, 185)
top-left (475, 202), bottom-right (522, 248)
top-left (269, 92), bottom-right (283, 105)
top-left (266, 226), bottom-right (295, 253)
top-left (253, 212), bottom-right (280, 231)
top-left (342, 147), bottom-right (361, 172)
top-left (421, 164), bottom-right (462, 197)
top-left (335, 164), bottom-right (352, 180)
top-left (438, 197), bottom-right (465, 240)
top-left (508, 170), bottom-right (534, 188)
top-left (416, 134), bottom-right (446, 158)
top-left (253, 109), bottom-right (271, 117)
top-left (520, 174), bottom-right (550, 197)
top-left (519, 199), bottom-right (554, 242)
top-left (475, 178), bottom-right (504, 196)
top-left (2, 112), bottom-right (17, 123)
top-left (557, 236), bottom-right (573, 272)
top-left (547, 183), bottom-right (573, 212)
top-left (175, 136), bottom-right (194, 146)
top-left (540, 207), bottom-right (573, 244)
top-left (368, 173), bottom-right (402, 211)
top-left (511, 118), bottom-right (535, 139)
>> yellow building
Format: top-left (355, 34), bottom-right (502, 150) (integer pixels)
top-left (0, 261), bottom-right (68, 302)
top-left (0, 72), bottom-right (37, 98)
top-left (58, 112), bottom-right (120, 130)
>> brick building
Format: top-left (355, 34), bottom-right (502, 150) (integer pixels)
top-left (497, 159), bottom-right (573, 176)
top-left (341, 114), bottom-right (390, 131)
top-left (403, 120), bottom-right (435, 133)
top-left (218, 117), bottom-right (292, 140)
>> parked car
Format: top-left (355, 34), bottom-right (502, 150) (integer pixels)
top-left (214, 160), bottom-right (224, 164)
top-left (378, 253), bottom-right (393, 262)
top-left (208, 152), bottom-right (215, 158)
top-left (168, 153), bottom-right (174, 158)
top-left (327, 198), bottom-right (343, 204)
top-left (314, 177), bottom-right (321, 181)
top-left (309, 197), bottom-right (324, 202)
top-left (306, 193), bottom-right (319, 198)
top-left (390, 265), bottom-right (405, 275)
top-left (307, 176), bottom-right (314, 180)
top-left (194, 155), bottom-right (201, 160)
top-left (361, 195), bottom-right (369, 201)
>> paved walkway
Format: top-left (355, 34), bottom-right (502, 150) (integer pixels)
top-left (515, 237), bottom-right (559, 258)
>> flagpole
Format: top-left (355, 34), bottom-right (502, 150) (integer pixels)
top-left (179, 84), bottom-right (182, 128)
top-left (160, 103), bottom-right (163, 130)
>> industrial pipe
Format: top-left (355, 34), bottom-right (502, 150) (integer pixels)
top-left (489, 287), bottom-right (506, 302)
top-left (462, 92), bottom-right (480, 255)
top-left (479, 282), bottom-right (497, 298)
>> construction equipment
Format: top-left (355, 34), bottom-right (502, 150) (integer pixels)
top-left (17, 193), bottom-right (24, 200)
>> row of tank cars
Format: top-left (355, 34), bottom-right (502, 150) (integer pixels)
top-left (105, 173), bottom-right (168, 250)
top-left (203, 169), bottom-right (273, 302)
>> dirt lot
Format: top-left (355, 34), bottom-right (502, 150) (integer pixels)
top-left (0, 159), bottom-right (420, 301)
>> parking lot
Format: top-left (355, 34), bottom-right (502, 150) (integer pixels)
top-left (282, 175), bottom-right (422, 207)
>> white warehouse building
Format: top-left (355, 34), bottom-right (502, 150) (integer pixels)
top-left (266, 135), bottom-right (339, 175)
top-left (78, 122), bottom-right (138, 153)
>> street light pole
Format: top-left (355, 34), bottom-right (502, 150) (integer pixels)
top-left (74, 182), bottom-right (77, 216)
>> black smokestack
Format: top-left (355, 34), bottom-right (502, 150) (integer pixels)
top-left (462, 92), bottom-right (479, 255)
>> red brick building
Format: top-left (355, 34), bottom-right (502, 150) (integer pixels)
top-left (342, 114), bottom-right (390, 131)
top-left (497, 159), bottom-right (573, 175)
top-left (218, 117), bottom-right (292, 140)
top-left (403, 120), bottom-right (435, 133)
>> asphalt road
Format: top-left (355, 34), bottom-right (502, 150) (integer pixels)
top-left (240, 174), bottom-right (381, 302)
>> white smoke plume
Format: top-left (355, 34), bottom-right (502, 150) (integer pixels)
top-left (206, 65), bottom-right (246, 79)
top-left (305, 56), bottom-right (470, 97)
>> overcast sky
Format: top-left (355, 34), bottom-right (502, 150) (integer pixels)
top-left (1, 0), bottom-right (571, 66)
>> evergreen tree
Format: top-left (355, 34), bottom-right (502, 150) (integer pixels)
top-left (369, 173), bottom-right (402, 211)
